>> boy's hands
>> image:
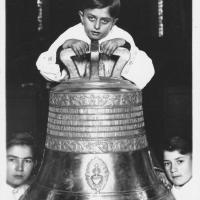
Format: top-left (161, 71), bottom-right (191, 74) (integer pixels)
top-left (62, 38), bottom-right (126, 57)
top-left (100, 38), bottom-right (126, 56)
top-left (62, 39), bottom-right (89, 57)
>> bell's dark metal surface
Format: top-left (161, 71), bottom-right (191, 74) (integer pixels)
top-left (24, 41), bottom-right (175, 200)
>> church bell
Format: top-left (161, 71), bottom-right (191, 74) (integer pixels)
top-left (23, 41), bottom-right (175, 200)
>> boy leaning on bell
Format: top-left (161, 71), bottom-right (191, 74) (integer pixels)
top-left (36, 0), bottom-right (155, 89)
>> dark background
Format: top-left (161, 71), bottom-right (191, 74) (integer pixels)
top-left (6, 0), bottom-right (192, 163)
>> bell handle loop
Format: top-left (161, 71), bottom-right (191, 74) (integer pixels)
top-left (60, 48), bottom-right (80, 79)
top-left (60, 43), bottom-right (130, 81)
top-left (111, 47), bottom-right (131, 79)
top-left (90, 40), bottom-right (100, 80)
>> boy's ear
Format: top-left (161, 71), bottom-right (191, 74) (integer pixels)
top-left (113, 18), bottom-right (118, 26)
top-left (79, 11), bottom-right (84, 24)
top-left (111, 18), bottom-right (118, 29)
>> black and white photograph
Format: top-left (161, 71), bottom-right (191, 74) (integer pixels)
top-left (1, 0), bottom-right (200, 199)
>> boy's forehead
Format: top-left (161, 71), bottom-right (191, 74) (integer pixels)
top-left (84, 7), bottom-right (113, 18)
top-left (7, 144), bottom-right (33, 158)
top-left (163, 150), bottom-right (191, 160)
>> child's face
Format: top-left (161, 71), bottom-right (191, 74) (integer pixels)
top-left (7, 145), bottom-right (34, 188)
top-left (163, 150), bottom-right (192, 187)
top-left (79, 7), bottom-right (117, 40)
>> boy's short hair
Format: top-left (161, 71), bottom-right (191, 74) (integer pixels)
top-left (79, 0), bottom-right (121, 18)
top-left (7, 132), bottom-right (38, 160)
top-left (162, 135), bottom-right (192, 155)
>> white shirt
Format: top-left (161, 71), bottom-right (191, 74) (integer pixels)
top-left (36, 23), bottom-right (155, 89)
top-left (1, 183), bottom-right (29, 200)
top-left (171, 179), bottom-right (198, 200)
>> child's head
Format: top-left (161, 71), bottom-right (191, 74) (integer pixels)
top-left (79, 0), bottom-right (121, 18)
top-left (7, 132), bottom-right (37, 188)
top-left (79, 0), bottom-right (120, 40)
top-left (162, 136), bottom-right (192, 187)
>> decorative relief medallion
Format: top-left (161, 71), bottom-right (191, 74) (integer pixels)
top-left (85, 157), bottom-right (109, 193)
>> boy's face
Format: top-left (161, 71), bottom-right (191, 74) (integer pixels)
top-left (79, 7), bottom-right (118, 40)
top-left (7, 145), bottom-right (35, 188)
top-left (163, 150), bottom-right (192, 187)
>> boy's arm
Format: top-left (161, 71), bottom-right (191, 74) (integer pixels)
top-left (36, 50), bottom-right (68, 82)
top-left (100, 38), bottom-right (130, 56)
top-left (36, 38), bottom-right (90, 82)
top-left (100, 37), bottom-right (154, 89)
top-left (103, 26), bottom-right (154, 89)
top-left (36, 37), bottom-right (71, 82)
top-left (62, 39), bottom-right (89, 56)
top-left (36, 24), bottom-right (88, 82)
top-left (121, 49), bottom-right (155, 90)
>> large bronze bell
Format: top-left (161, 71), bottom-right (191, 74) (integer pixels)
top-left (24, 41), bottom-right (175, 200)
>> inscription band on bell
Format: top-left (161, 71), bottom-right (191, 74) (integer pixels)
top-left (45, 133), bottom-right (148, 153)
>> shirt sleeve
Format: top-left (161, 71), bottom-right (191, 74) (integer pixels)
top-left (36, 24), bottom-right (87, 82)
top-left (36, 51), bottom-right (68, 82)
top-left (103, 26), bottom-right (155, 89)
top-left (120, 34), bottom-right (154, 90)
top-left (121, 49), bottom-right (155, 89)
